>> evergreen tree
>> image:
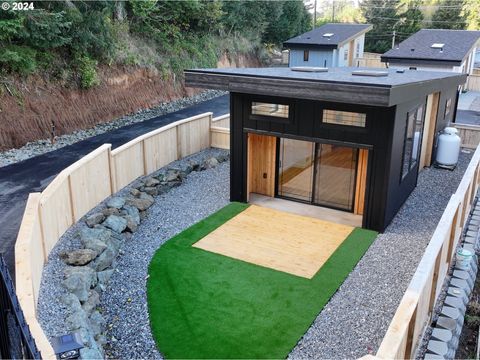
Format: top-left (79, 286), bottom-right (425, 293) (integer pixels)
top-left (396, 0), bottom-right (424, 39)
top-left (361, 0), bottom-right (402, 53)
top-left (263, 0), bottom-right (312, 45)
top-left (430, 0), bottom-right (466, 30)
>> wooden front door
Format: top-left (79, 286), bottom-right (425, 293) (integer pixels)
top-left (247, 133), bottom-right (277, 199)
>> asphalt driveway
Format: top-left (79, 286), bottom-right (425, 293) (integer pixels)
top-left (0, 95), bottom-right (229, 276)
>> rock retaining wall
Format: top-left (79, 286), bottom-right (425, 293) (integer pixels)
top-left (56, 152), bottom-right (228, 358)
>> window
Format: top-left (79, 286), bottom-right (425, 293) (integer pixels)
top-left (251, 102), bottom-right (289, 118)
top-left (303, 50), bottom-right (309, 62)
top-left (401, 104), bottom-right (425, 180)
top-left (356, 42), bottom-right (360, 58)
top-left (445, 98), bottom-right (452, 117)
top-left (344, 49), bottom-right (349, 61)
top-left (323, 110), bottom-right (366, 127)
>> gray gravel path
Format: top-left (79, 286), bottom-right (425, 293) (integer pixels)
top-left (288, 150), bottom-right (473, 359)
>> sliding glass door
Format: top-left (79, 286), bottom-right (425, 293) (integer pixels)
top-left (277, 139), bottom-right (314, 202)
top-left (277, 138), bottom-right (359, 212)
top-left (313, 144), bottom-right (358, 211)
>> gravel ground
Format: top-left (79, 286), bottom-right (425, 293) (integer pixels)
top-left (0, 90), bottom-right (226, 168)
top-left (36, 148), bottom-right (230, 359)
top-left (38, 147), bottom-right (473, 359)
top-left (288, 150), bottom-right (474, 359)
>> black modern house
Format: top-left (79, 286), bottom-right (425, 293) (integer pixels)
top-left (185, 67), bottom-right (466, 231)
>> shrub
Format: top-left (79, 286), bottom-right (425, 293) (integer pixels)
top-left (76, 55), bottom-right (100, 89)
top-left (0, 46), bottom-right (37, 75)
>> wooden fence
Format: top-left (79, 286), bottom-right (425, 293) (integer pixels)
top-left (14, 112), bottom-right (230, 358)
top-left (372, 143), bottom-right (480, 359)
top-left (210, 114), bottom-right (230, 150)
top-left (467, 74), bottom-right (480, 91)
top-left (455, 124), bottom-right (480, 149)
top-left (356, 52), bottom-right (384, 68)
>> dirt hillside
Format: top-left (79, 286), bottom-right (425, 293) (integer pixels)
top-left (0, 53), bottom-right (260, 151)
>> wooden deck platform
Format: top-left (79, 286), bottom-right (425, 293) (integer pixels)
top-left (193, 205), bottom-right (354, 279)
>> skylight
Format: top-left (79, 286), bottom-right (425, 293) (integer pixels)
top-left (431, 43), bottom-right (445, 49)
top-left (323, 33), bottom-right (334, 37)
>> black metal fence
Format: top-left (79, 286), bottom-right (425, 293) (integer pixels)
top-left (0, 255), bottom-right (41, 359)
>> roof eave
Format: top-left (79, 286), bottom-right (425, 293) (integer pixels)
top-left (381, 56), bottom-right (463, 67)
top-left (184, 70), bottom-right (391, 107)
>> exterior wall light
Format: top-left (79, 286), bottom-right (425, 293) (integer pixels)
top-left (51, 333), bottom-right (83, 359)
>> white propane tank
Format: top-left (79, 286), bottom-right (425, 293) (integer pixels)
top-left (436, 127), bottom-right (461, 166)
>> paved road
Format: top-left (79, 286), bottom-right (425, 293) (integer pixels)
top-left (0, 95), bottom-right (229, 276)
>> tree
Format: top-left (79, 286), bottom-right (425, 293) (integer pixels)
top-left (396, 0), bottom-right (424, 39)
top-left (429, 0), bottom-right (466, 30)
top-left (361, 0), bottom-right (402, 53)
top-left (463, 0), bottom-right (480, 30)
top-left (263, 0), bottom-right (311, 45)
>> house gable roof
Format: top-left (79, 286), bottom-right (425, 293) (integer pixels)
top-left (283, 23), bottom-right (372, 50)
top-left (382, 29), bottom-right (480, 66)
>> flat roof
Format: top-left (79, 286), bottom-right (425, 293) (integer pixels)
top-left (185, 67), bottom-right (466, 107)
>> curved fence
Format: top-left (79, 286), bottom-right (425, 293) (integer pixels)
top-left (14, 112), bottom-right (229, 358)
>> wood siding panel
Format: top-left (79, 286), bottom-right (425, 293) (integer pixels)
top-left (420, 92), bottom-right (439, 168)
top-left (354, 149), bottom-right (368, 215)
top-left (247, 133), bottom-right (276, 197)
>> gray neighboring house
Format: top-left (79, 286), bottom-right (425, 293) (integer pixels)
top-left (283, 23), bottom-right (372, 68)
top-left (382, 29), bottom-right (480, 76)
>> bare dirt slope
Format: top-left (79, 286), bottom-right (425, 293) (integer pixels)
top-left (0, 53), bottom-right (260, 151)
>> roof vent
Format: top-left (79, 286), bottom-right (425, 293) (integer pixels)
top-left (352, 70), bottom-right (388, 77)
top-left (291, 66), bottom-right (328, 73)
top-left (431, 43), bottom-right (445, 49)
top-left (323, 33), bottom-right (334, 38)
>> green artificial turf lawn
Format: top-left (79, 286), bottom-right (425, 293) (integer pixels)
top-left (147, 202), bottom-right (377, 359)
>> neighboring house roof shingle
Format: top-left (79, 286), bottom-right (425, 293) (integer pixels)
top-left (283, 23), bottom-right (372, 50)
top-left (382, 29), bottom-right (480, 66)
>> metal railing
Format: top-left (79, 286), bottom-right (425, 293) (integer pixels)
top-left (0, 255), bottom-right (41, 359)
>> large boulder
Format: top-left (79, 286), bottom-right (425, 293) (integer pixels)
top-left (80, 228), bottom-right (110, 253)
top-left (102, 215), bottom-right (127, 234)
top-left (60, 249), bottom-right (98, 266)
top-left (144, 177), bottom-right (160, 187)
top-left (125, 194), bottom-right (154, 211)
top-left (88, 311), bottom-right (105, 338)
top-left (85, 213), bottom-right (105, 228)
top-left (106, 196), bottom-right (125, 209)
top-left (92, 247), bottom-right (117, 272)
top-left (124, 216), bottom-right (138, 233)
top-left (63, 266), bottom-right (97, 302)
top-left (123, 205), bottom-right (140, 225)
top-left (82, 290), bottom-right (100, 315)
top-left (97, 269), bottom-right (114, 286)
